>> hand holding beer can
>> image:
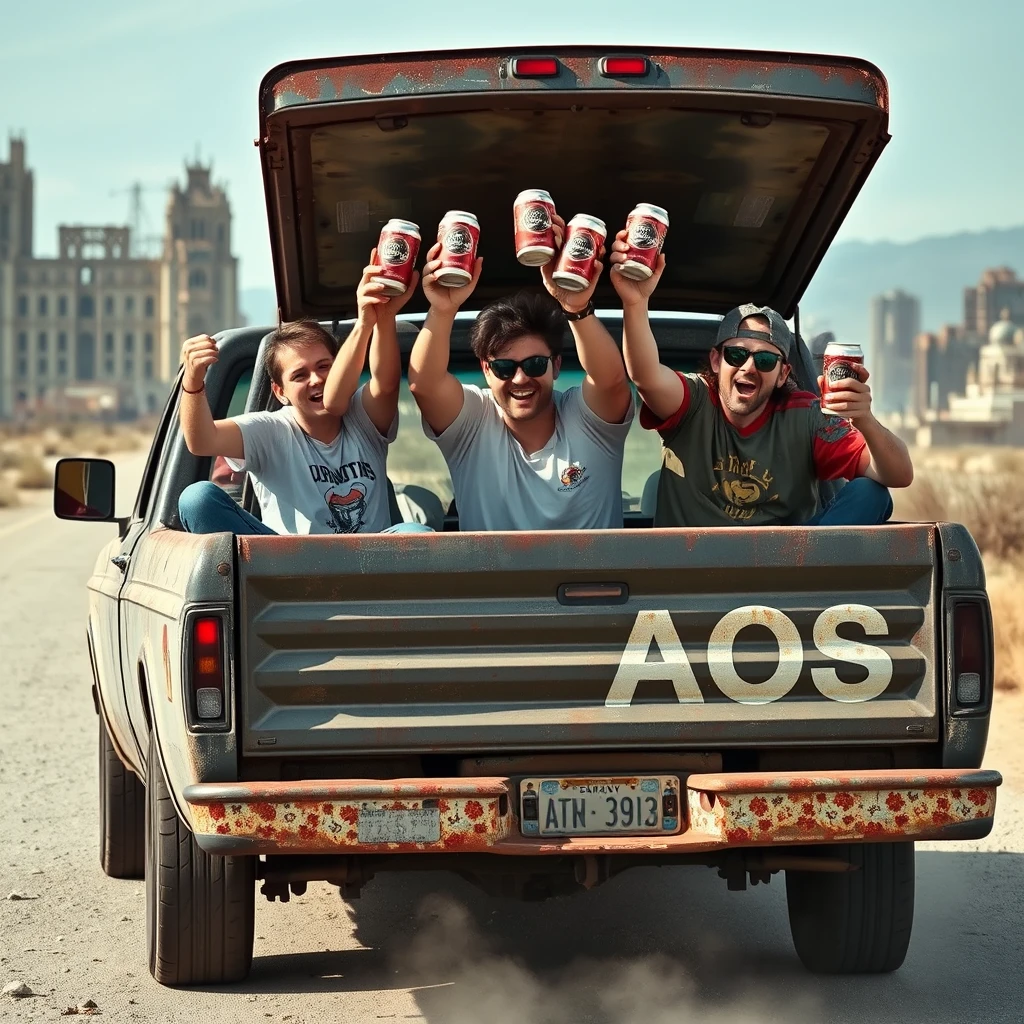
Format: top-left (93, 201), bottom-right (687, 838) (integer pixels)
top-left (821, 342), bottom-right (865, 411)
top-left (436, 211), bottom-right (481, 287)
top-left (614, 203), bottom-right (669, 281)
top-left (514, 189), bottom-right (557, 266)
top-left (371, 219), bottom-right (421, 296)
top-left (551, 214), bottom-right (607, 293)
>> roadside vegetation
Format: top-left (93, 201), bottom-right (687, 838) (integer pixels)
top-left (895, 447), bottom-right (1024, 692)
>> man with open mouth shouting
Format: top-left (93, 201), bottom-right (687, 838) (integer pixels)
top-left (176, 250), bottom-right (431, 536)
top-left (611, 237), bottom-right (914, 528)
top-left (408, 215), bottom-right (635, 531)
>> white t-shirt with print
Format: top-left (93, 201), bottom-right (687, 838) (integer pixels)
top-left (424, 384), bottom-right (634, 531)
top-left (226, 385), bottom-right (395, 535)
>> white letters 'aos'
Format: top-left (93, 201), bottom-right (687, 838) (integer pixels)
top-left (605, 604), bottom-right (895, 707)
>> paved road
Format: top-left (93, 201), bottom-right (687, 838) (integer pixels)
top-left (1, 453), bottom-right (1022, 1024)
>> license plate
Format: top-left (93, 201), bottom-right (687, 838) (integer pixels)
top-left (357, 807), bottom-right (441, 844)
top-left (520, 776), bottom-right (681, 837)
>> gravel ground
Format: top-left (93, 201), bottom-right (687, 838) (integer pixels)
top-left (1, 452), bottom-right (1021, 1024)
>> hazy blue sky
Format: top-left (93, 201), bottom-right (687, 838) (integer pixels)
top-left (2, 0), bottom-right (1018, 293)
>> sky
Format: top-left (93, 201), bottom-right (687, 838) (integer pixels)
top-left (1, 0), bottom-right (1020, 297)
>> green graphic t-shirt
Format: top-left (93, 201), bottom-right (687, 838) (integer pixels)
top-left (639, 373), bottom-right (868, 527)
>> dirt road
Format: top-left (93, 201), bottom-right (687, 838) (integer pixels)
top-left (1, 455), bottom-right (1022, 1023)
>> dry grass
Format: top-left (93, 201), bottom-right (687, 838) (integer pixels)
top-left (16, 453), bottom-right (52, 490)
top-left (0, 476), bottom-right (20, 508)
top-left (896, 448), bottom-right (1024, 692)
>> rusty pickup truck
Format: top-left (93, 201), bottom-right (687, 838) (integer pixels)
top-left (56, 45), bottom-right (1001, 986)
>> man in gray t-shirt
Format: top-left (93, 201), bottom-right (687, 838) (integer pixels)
top-left (408, 215), bottom-right (634, 531)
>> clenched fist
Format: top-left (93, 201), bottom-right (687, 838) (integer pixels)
top-left (181, 334), bottom-right (218, 392)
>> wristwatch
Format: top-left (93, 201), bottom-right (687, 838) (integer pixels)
top-left (563, 300), bottom-right (595, 322)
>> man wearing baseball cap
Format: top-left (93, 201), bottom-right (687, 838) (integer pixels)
top-left (610, 244), bottom-right (914, 527)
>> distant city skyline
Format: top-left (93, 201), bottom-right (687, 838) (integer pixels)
top-left (2, 0), bottom-right (1020, 294)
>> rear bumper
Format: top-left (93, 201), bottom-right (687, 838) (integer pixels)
top-left (184, 768), bottom-right (1001, 857)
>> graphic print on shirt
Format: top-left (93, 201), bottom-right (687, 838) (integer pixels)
top-left (325, 482), bottom-right (368, 533)
top-left (309, 459), bottom-right (377, 534)
top-left (816, 416), bottom-right (853, 444)
top-left (558, 461), bottom-right (588, 492)
top-left (711, 454), bottom-right (780, 521)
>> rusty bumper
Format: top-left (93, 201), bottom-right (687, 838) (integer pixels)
top-left (183, 769), bottom-right (1001, 857)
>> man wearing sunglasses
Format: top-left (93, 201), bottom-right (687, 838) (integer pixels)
top-left (408, 216), bottom-right (634, 531)
top-left (611, 244), bottom-right (914, 527)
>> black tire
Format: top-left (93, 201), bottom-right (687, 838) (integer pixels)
top-left (786, 842), bottom-right (915, 974)
top-left (145, 732), bottom-right (255, 985)
top-left (99, 716), bottom-right (146, 879)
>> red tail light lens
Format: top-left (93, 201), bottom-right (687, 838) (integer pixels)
top-left (191, 615), bottom-right (226, 723)
top-left (953, 601), bottom-right (987, 707)
top-left (511, 57), bottom-right (559, 78)
top-left (599, 56), bottom-right (649, 76)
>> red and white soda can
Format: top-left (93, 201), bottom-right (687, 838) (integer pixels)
top-left (551, 214), bottom-right (607, 293)
top-left (514, 189), bottom-right (557, 266)
top-left (821, 342), bottom-right (865, 408)
top-left (615, 203), bottom-right (669, 281)
top-left (436, 211), bottom-right (480, 287)
top-left (372, 219), bottom-right (421, 296)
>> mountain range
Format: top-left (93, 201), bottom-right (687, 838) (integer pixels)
top-left (240, 226), bottom-right (1024, 345)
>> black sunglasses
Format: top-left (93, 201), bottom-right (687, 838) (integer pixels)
top-left (487, 355), bottom-right (552, 381)
top-left (721, 345), bottom-right (783, 373)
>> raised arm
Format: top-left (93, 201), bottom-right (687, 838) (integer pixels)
top-left (407, 241), bottom-right (483, 435)
top-left (363, 251), bottom-right (420, 434)
top-left (609, 233), bottom-right (685, 422)
top-left (323, 253), bottom-right (392, 427)
top-left (540, 214), bottom-right (631, 423)
top-left (178, 334), bottom-right (244, 458)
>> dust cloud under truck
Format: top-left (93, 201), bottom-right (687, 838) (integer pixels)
top-left (56, 45), bottom-right (1001, 986)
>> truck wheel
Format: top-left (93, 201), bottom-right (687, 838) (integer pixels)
top-left (785, 842), bottom-right (915, 974)
top-left (99, 717), bottom-right (145, 879)
top-left (145, 732), bottom-right (255, 985)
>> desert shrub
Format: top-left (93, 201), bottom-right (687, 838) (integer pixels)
top-left (16, 453), bottom-right (52, 489)
top-left (0, 477), bottom-right (20, 508)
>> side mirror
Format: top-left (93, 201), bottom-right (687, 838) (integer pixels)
top-left (53, 458), bottom-right (116, 522)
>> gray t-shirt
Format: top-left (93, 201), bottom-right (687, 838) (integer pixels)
top-left (226, 385), bottom-right (396, 535)
top-left (424, 384), bottom-right (634, 531)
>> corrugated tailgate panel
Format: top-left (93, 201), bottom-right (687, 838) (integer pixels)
top-left (237, 526), bottom-right (938, 755)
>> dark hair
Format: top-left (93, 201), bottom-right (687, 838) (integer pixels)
top-left (470, 291), bottom-right (566, 362)
top-left (263, 319), bottom-right (339, 386)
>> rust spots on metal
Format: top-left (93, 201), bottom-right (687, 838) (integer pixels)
top-left (185, 768), bottom-right (999, 856)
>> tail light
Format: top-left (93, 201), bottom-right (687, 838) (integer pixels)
top-left (599, 56), bottom-right (649, 77)
top-left (187, 612), bottom-right (229, 729)
top-left (510, 57), bottom-right (559, 79)
top-left (951, 598), bottom-right (992, 712)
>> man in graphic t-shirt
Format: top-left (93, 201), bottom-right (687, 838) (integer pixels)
top-left (610, 239), bottom-right (914, 526)
top-left (176, 251), bottom-right (430, 536)
top-left (407, 215), bottom-right (635, 531)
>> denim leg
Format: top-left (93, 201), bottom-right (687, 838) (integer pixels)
top-left (178, 480), bottom-right (276, 535)
top-left (805, 477), bottom-right (894, 527)
top-left (382, 522), bottom-right (434, 534)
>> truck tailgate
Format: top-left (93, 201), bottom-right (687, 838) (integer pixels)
top-left (237, 525), bottom-right (938, 755)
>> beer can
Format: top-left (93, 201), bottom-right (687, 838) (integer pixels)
top-left (821, 342), bottom-right (865, 407)
top-left (371, 219), bottom-right (421, 296)
top-left (615, 203), bottom-right (669, 281)
top-left (514, 189), bottom-right (557, 266)
top-left (551, 214), bottom-right (607, 293)
top-left (436, 211), bottom-right (480, 287)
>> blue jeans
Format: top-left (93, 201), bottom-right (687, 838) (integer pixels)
top-left (178, 481), bottom-right (433, 536)
top-left (803, 477), bottom-right (893, 526)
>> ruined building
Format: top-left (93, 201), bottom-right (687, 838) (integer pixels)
top-left (0, 139), bottom-right (238, 418)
